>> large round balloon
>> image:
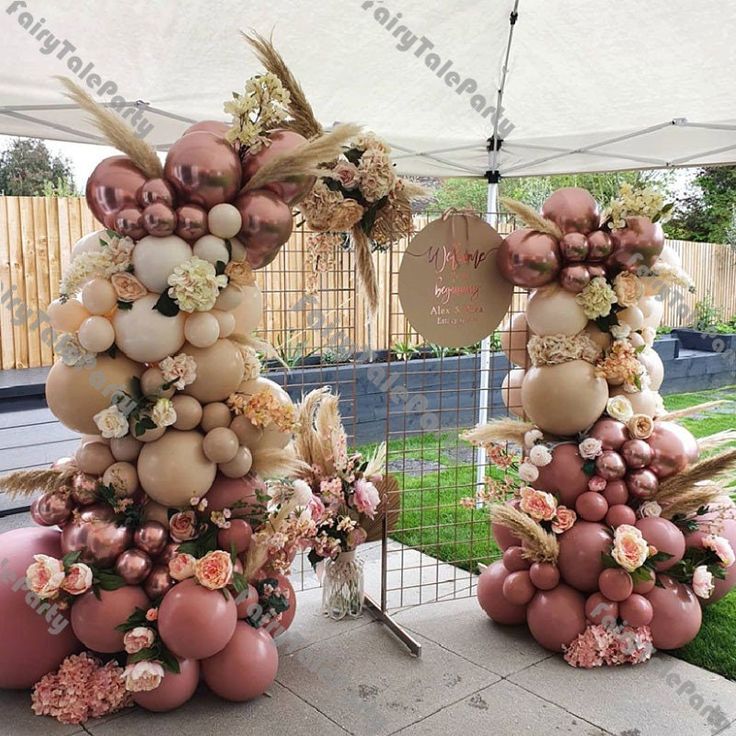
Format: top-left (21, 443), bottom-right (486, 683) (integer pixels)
top-left (181, 339), bottom-right (245, 403)
top-left (500, 369), bottom-right (525, 418)
top-left (557, 521), bottom-right (612, 592)
top-left (635, 517), bottom-right (685, 571)
top-left (645, 576), bottom-right (702, 649)
top-left (86, 156), bottom-right (148, 226)
top-left (499, 312), bottom-right (531, 368)
top-left (476, 561), bottom-right (527, 625)
top-left (0, 527), bottom-right (80, 689)
top-left (201, 622), bottom-right (278, 701)
top-left (525, 286), bottom-right (588, 336)
top-left (183, 120), bottom-right (230, 137)
top-left (137, 430), bottom-right (217, 506)
top-left (521, 361), bottom-right (609, 436)
top-left (533, 443), bottom-right (588, 507)
top-left (45, 354), bottom-right (144, 435)
top-left (527, 584), bottom-right (587, 651)
top-left (637, 348), bottom-right (664, 391)
top-left (131, 234), bottom-right (193, 293)
top-left (206, 473), bottom-right (267, 517)
top-left (232, 284), bottom-right (264, 335)
top-left (133, 657), bottom-right (200, 712)
top-left (496, 229), bottom-right (561, 288)
top-left (164, 131), bottom-right (242, 209)
top-left (71, 586), bottom-right (149, 653)
top-left (158, 578), bottom-right (237, 660)
top-left (608, 216), bottom-right (665, 272)
top-left (647, 421), bottom-right (698, 478)
top-left (541, 188), bottom-right (600, 235)
top-left (234, 189), bottom-right (293, 270)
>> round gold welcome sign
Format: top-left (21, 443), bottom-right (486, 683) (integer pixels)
top-left (398, 214), bottom-right (513, 348)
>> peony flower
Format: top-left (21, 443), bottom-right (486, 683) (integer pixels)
top-left (93, 404), bottom-right (129, 439)
top-left (576, 277), bottom-right (618, 319)
top-left (194, 550), bottom-right (233, 590)
top-left (224, 260), bottom-right (255, 287)
top-left (26, 555), bottom-right (66, 599)
top-left (167, 256), bottom-right (227, 313)
top-left (169, 511), bottom-right (199, 542)
top-left (552, 506), bottom-right (577, 534)
top-left (150, 397), bottom-right (176, 428)
top-left (292, 479), bottom-right (314, 507)
top-left (692, 565), bottom-right (715, 599)
top-left (607, 395), bottom-right (634, 423)
top-left (123, 627), bottom-right (156, 654)
top-left (122, 661), bottom-right (164, 692)
top-left (528, 445), bottom-right (553, 467)
top-left (353, 478), bottom-right (381, 519)
top-left (703, 535), bottom-right (736, 568)
top-left (61, 563), bottom-right (93, 596)
top-left (158, 352), bottom-right (197, 390)
top-left (329, 160), bottom-right (361, 190)
top-left (110, 272), bottom-right (147, 302)
top-left (308, 494), bottom-right (326, 522)
top-left (588, 475), bottom-right (607, 492)
top-left (168, 553), bottom-right (197, 581)
top-left (579, 437), bottom-right (603, 460)
top-left (518, 461), bottom-right (539, 483)
top-left (613, 272), bottom-right (644, 308)
top-left (611, 524), bottom-right (648, 572)
top-left (519, 486), bottom-right (558, 522)
top-left (524, 429), bottom-right (544, 448)
top-left (55, 332), bottom-right (96, 367)
top-left (628, 413), bottom-right (654, 440)
top-left (638, 501), bottom-right (662, 518)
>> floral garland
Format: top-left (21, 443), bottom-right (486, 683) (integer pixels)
top-left (527, 333), bottom-right (601, 367)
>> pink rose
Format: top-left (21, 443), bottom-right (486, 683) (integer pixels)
top-left (123, 626), bottom-right (156, 654)
top-left (26, 555), bottom-right (66, 599)
top-left (352, 479), bottom-right (380, 519)
top-left (588, 475), bottom-right (607, 492)
top-left (579, 438), bottom-right (603, 460)
top-left (123, 661), bottom-right (164, 692)
top-left (168, 553), bottom-right (196, 581)
top-left (692, 565), bottom-right (715, 599)
top-left (703, 535), bottom-right (736, 568)
top-left (145, 608), bottom-right (158, 622)
top-left (611, 525), bottom-right (648, 572)
top-left (552, 506), bottom-right (577, 534)
top-left (519, 486), bottom-right (558, 522)
top-left (194, 550), bottom-right (233, 590)
top-left (61, 563), bottom-right (93, 596)
top-left (169, 511), bottom-right (199, 542)
top-left (110, 272), bottom-right (147, 302)
top-left (308, 494), bottom-right (326, 522)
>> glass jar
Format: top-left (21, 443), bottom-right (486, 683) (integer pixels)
top-left (321, 549), bottom-right (364, 620)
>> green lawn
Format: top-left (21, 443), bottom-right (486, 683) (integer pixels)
top-left (361, 385), bottom-right (736, 678)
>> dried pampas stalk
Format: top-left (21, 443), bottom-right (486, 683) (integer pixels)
top-left (660, 483), bottom-right (725, 520)
top-left (294, 387), bottom-right (335, 474)
top-left (655, 448), bottom-right (736, 503)
top-left (661, 400), bottom-right (729, 422)
top-left (489, 504), bottom-right (559, 563)
top-left (401, 180), bottom-right (430, 201)
top-left (698, 430), bottom-right (736, 453)
top-left (0, 468), bottom-right (75, 498)
top-left (242, 31), bottom-right (323, 139)
top-left (57, 76), bottom-right (163, 179)
top-left (243, 122), bottom-right (361, 195)
top-left (230, 332), bottom-right (288, 370)
top-left (250, 446), bottom-right (308, 480)
top-left (364, 442), bottom-right (387, 479)
top-left (352, 226), bottom-right (379, 314)
top-left (500, 197), bottom-right (562, 240)
top-left (461, 418), bottom-right (535, 448)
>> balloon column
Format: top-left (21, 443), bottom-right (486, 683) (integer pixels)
top-left (467, 184), bottom-right (736, 668)
top-left (0, 42), bottom-right (353, 725)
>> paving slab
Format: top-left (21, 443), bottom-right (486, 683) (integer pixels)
top-left (510, 652), bottom-right (736, 736)
top-left (0, 688), bottom-right (85, 736)
top-left (392, 679), bottom-right (609, 735)
top-left (276, 622), bottom-right (499, 736)
top-left (0, 511), bottom-right (32, 532)
top-left (393, 596), bottom-right (550, 677)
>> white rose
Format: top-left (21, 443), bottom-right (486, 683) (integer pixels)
top-left (692, 566), bottom-right (715, 599)
top-left (641, 326), bottom-right (656, 348)
top-left (610, 324), bottom-right (632, 340)
top-left (123, 661), bottom-right (165, 692)
top-left (25, 555), bottom-right (66, 599)
top-left (607, 396), bottom-right (634, 423)
top-left (639, 501), bottom-right (662, 518)
top-left (528, 445), bottom-right (552, 467)
top-left (93, 405), bottom-right (129, 439)
top-left (123, 626), bottom-right (156, 654)
top-left (612, 524), bottom-right (649, 572)
top-left (518, 461), bottom-right (539, 483)
top-left (578, 437), bottom-right (603, 460)
top-left (524, 429), bottom-right (544, 449)
top-left (151, 398), bottom-right (177, 428)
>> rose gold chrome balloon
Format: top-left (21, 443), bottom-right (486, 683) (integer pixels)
top-left (71, 473), bottom-right (99, 505)
top-left (175, 203), bottom-right (209, 242)
top-left (608, 216), bottom-right (665, 273)
top-left (164, 131), bottom-right (241, 210)
top-left (621, 439), bottom-right (653, 469)
top-left (60, 503), bottom-right (115, 556)
top-left (234, 189), bottom-right (293, 269)
top-left (587, 230), bottom-right (613, 261)
top-left (85, 521), bottom-right (134, 567)
top-left (31, 493), bottom-right (73, 526)
top-left (138, 178), bottom-right (176, 208)
top-left (559, 232), bottom-right (589, 262)
top-left (143, 202), bottom-right (177, 237)
top-left (588, 418), bottom-right (628, 450)
top-left (158, 543), bottom-right (180, 565)
top-left (586, 263), bottom-right (606, 279)
top-left (496, 228), bottom-right (561, 288)
top-left (144, 565), bottom-right (175, 599)
top-left (115, 548), bottom-right (153, 585)
top-left (86, 156), bottom-right (147, 226)
top-left (647, 421), bottom-right (695, 478)
top-left (541, 187), bottom-right (600, 235)
top-left (134, 521), bottom-right (169, 557)
top-left (111, 207), bottom-right (146, 239)
top-left (595, 450), bottom-right (627, 480)
top-left (559, 264), bottom-right (591, 293)
top-left (626, 468), bottom-right (659, 499)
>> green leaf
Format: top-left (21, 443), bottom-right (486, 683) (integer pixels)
top-left (582, 459), bottom-right (597, 476)
top-left (116, 300), bottom-right (134, 310)
top-left (215, 260), bottom-right (227, 277)
top-left (94, 569), bottom-right (127, 591)
top-left (62, 550), bottom-right (82, 568)
top-left (153, 291), bottom-right (180, 317)
top-left (231, 571), bottom-right (249, 595)
top-left (600, 552), bottom-right (619, 569)
top-left (158, 647), bottom-right (181, 674)
top-left (105, 344), bottom-right (117, 359)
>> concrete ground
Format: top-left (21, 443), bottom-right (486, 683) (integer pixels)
top-left (2, 512), bottom-right (736, 736)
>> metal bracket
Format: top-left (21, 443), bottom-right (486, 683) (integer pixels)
top-left (363, 594), bottom-right (422, 657)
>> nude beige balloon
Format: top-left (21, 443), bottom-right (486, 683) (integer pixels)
top-left (81, 278), bottom-right (117, 315)
top-left (232, 284), bottom-right (263, 335)
top-left (102, 461), bottom-right (139, 497)
top-left (639, 296), bottom-right (664, 329)
top-left (617, 306), bottom-right (644, 331)
top-left (211, 310), bottom-right (235, 338)
top-left (203, 427), bottom-right (240, 464)
top-left (638, 347), bottom-right (664, 390)
top-left (526, 287), bottom-right (588, 336)
top-left (48, 298), bottom-right (90, 333)
top-left (500, 313), bottom-right (530, 368)
top-left (201, 402), bottom-right (232, 431)
top-left (141, 367), bottom-right (175, 398)
top-left (172, 395), bottom-right (203, 430)
top-left (582, 323), bottom-right (611, 353)
top-left (131, 235), bottom-right (192, 293)
top-left (214, 285), bottom-right (243, 312)
top-left (138, 426), bottom-right (166, 443)
top-left (78, 316), bottom-right (115, 352)
top-left (184, 312), bottom-right (220, 348)
top-left (142, 500), bottom-right (171, 528)
top-left (76, 442), bottom-right (115, 475)
top-left (522, 361), bottom-right (609, 436)
top-left (138, 430), bottom-right (217, 506)
top-left (110, 435), bottom-right (143, 462)
top-left (501, 369), bottom-right (525, 418)
top-left (182, 340), bottom-right (244, 403)
top-left (218, 446), bottom-right (253, 479)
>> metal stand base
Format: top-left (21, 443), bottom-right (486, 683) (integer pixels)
top-left (364, 594), bottom-right (422, 657)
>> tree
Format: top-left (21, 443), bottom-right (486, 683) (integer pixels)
top-left (0, 138), bottom-right (76, 196)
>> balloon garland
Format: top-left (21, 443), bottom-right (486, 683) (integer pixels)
top-left (466, 185), bottom-right (736, 667)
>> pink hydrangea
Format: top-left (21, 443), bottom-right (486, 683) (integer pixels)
top-left (353, 478), bottom-right (380, 519)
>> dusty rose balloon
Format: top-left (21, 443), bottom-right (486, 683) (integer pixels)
top-left (235, 584), bottom-right (260, 619)
top-left (527, 584), bottom-right (587, 651)
top-left (599, 568), bottom-right (634, 602)
top-left (621, 439), bottom-right (653, 469)
top-left (646, 575), bottom-right (702, 649)
top-left (218, 518), bottom-right (253, 554)
top-left (502, 570), bottom-right (536, 606)
top-left (85, 519), bottom-right (134, 567)
top-left (557, 521), bottom-right (612, 592)
top-left (110, 206), bottom-right (146, 239)
top-left (115, 548), bottom-right (153, 585)
top-left (267, 573), bottom-right (296, 636)
top-left (595, 450), bottom-right (626, 481)
top-left (159, 578), bottom-right (237, 659)
top-left (620, 593), bottom-right (654, 627)
top-left (496, 228), bottom-right (561, 288)
top-left (633, 568), bottom-right (656, 595)
top-left (476, 561), bottom-right (527, 624)
top-left (164, 131), bottom-right (241, 209)
top-left (134, 521), bottom-right (169, 557)
top-left (234, 189), bottom-right (293, 269)
top-left (608, 216), bottom-right (665, 272)
top-left (86, 155), bottom-right (147, 225)
top-left (533, 443), bottom-right (588, 507)
top-left (647, 422), bottom-right (698, 478)
top-left (626, 468), bottom-right (659, 500)
top-left (174, 203), bottom-right (209, 242)
top-left (606, 504), bottom-right (637, 528)
top-left (586, 230), bottom-right (613, 260)
top-left (71, 586), bottom-right (149, 652)
top-left (588, 417), bottom-right (629, 451)
top-left (636, 517), bottom-right (685, 571)
top-left (206, 473), bottom-right (267, 517)
top-left (502, 545), bottom-right (531, 572)
top-left (559, 232), bottom-right (588, 262)
top-left (0, 528), bottom-right (80, 688)
top-left (585, 592), bottom-right (618, 624)
top-left (31, 492), bottom-right (73, 526)
top-left (201, 622), bottom-right (278, 701)
top-left (142, 202), bottom-right (177, 237)
top-left (133, 657), bottom-right (199, 712)
top-left (528, 562), bottom-right (560, 590)
top-left (575, 491), bottom-right (609, 522)
top-left (144, 565), bottom-right (175, 600)
top-left (541, 188), bottom-right (600, 235)
top-left (559, 264), bottom-right (591, 293)
top-left (182, 339), bottom-right (245, 404)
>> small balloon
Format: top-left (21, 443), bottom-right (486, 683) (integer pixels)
top-left (143, 202), bottom-right (177, 237)
top-left (625, 468), bottom-right (659, 500)
top-left (586, 230), bottom-right (613, 261)
top-left (111, 207), bottom-right (146, 239)
top-left (559, 232), bottom-right (589, 262)
top-left (598, 568), bottom-right (633, 602)
top-left (476, 561), bottom-right (527, 625)
top-left (502, 545), bottom-right (531, 572)
top-left (115, 549), bottom-right (153, 585)
top-left (527, 584), bottom-right (587, 651)
top-left (595, 451), bottom-right (627, 481)
top-left (588, 418), bottom-right (629, 451)
top-left (138, 178), bottom-right (176, 208)
top-left (559, 264), bottom-right (591, 293)
top-left (621, 439), bottom-right (653, 469)
top-left (541, 187), bottom-right (600, 235)
top-left (585, 592), bottom-right (618, 625)
top-left (144, 565), bottom-right (175, 599)
top-left (134, 521), bottom-right (169, 557)
top-left (175, 203), bottom-right (209, 242)
top-left (529, 562), bottom-right (560, 590)
top-left (636, 517), bottom-right (685, 571)
top-left (575, 491), bottom-right (609, 522)
top-left (502, 570), bottom-right (536, 606)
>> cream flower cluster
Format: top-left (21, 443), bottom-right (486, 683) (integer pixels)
top-left (167, 257), bottom-right (227, 313)
top-left (159, 352), bottom-right (197, 390)
top-left (576, 277), bottom-right (618, 319)
top-left (60, 236), bottom-right (134, 297)
top-left (527, 333), bottom-right (601, 367)
top-left (601, 183), bottom-right (672, 230)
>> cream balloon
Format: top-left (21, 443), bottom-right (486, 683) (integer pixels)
top-left (617, 306), bottom-right (644, 331)
top-left (201, 402), bottom-right (232, 432)
top-left (113, 294), bottom-right (186, 363)
top-left (229, 377), bottom-right (293, 452)
top-left (141, 367), bottom-right (175, 398)
top-left (212, 310), bottom-right (235, 338)
top-left (639, 296), bottom-right (664, 329)
top-left (501, 369), bottom-right (525, 418)
top-left (499, 313), bottom-right (530, 368)
top-left (526, 287), bottom-right (588, 336)
top-left (218, 446), bottom-right (253, 478)
top-left (81, 278), bottom-right (117, 315)
top-left (229, 239), bottom-right (247, 263)
top-left (214, 285), bottom-right (244, 312)
top-left (208, 203), bottom-right (242, 239)
top-left (659, 245), bottom-right (682, 269)
top-left (193, 235), bottom-right (229, 266)
top-left (182, 340), bottom-right (244, 403)
top-left (582, 322), bottom-right (612, 353)
top-left (71, 229), bottom-right (106, 257)
top-left (172, 395), bottom-right (203, 430)
top-left (131, 235), bottom-right (192, 293)
top-left (137, 430), bottom-right (217, 506)
top-left (610, 386), bottom-right (662, 418)
top-left (184, 312), bottom-right (220, 348)
top-left (47, 298), bottom-right (90, 333)
top-left (231, 285), bottom-right (263, 335)
top-left (629, 332), bottom-right (646, 349)
top-left (142, 501), bottom-right (170, 528)
top-left (522, 361), bottom-right (609, 436)
top-left (638, 347), bottom-right (664, 390)
top-left (78, 316), bottom-right (115, 352)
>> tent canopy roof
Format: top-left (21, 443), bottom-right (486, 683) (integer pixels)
top-left (1, 0), bottom-right (734, 177)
